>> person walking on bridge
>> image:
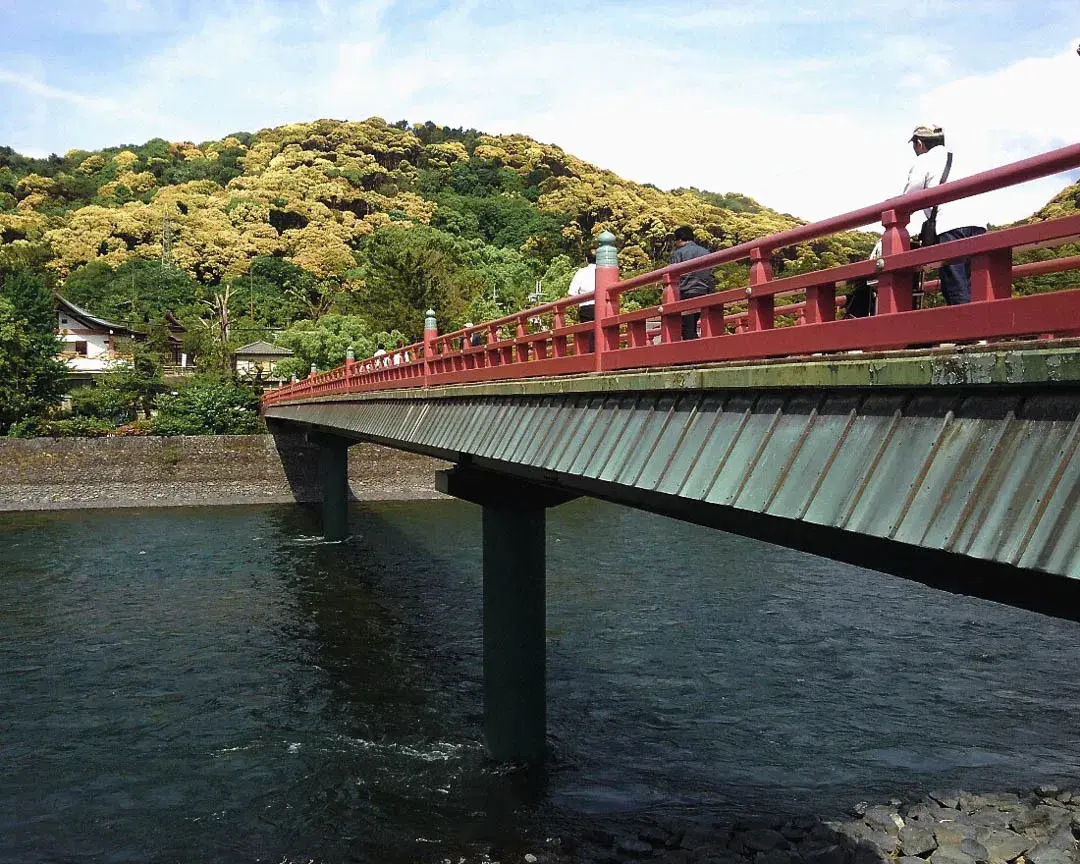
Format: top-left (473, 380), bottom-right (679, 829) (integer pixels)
top-left (903, 124), bottom-right (986, 305)
top-left (671, 226), bottom-right (716, 339)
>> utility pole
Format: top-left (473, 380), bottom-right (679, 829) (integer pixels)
top-left (161, 211), bottom-right (173, 269)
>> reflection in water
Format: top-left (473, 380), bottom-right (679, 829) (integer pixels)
top-left (2, 500), bottom-right (1080, 862)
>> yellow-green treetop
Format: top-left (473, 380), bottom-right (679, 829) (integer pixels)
top-left (1011, 178), bottom-right (1079, 296)
top-left (0, 116), bottom-right (878, 286)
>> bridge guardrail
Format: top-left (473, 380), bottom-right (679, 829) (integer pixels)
top-left (263, 142), bottom-right (1080, 407)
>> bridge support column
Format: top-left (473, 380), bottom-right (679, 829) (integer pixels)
top-left (310, 433), bottom-right (350, 541)
top-left (483, 503), bottom-right (546, 763)
top-left (437, 467), bottom-right (577, 764)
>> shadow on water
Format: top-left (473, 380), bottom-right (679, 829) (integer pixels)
top-left (259, 503), bottom-right (556, 861)
top-left (267, 424), bottom-right (321, 503)
top-left (266, 425), bottom-right (383, 504)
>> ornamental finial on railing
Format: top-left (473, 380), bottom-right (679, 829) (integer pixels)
top-left (310, 363), bottom-right (317, 377)
top-left (425, 308), bottom-right (437, 331)
top-left (596, 230), bottom-right (618, 267)
top-left (346, 345), bottom-right (354, 360)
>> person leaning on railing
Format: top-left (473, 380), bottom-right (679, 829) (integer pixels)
top-left (903, 123), bottom-right (987, 305)
top-left (463, 322), bottom-right (484, 348)
top-left (671, 226), bottom-right (716, 339)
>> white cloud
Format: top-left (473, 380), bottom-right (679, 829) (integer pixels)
top-left (0, 66), bottom-right (120, 112)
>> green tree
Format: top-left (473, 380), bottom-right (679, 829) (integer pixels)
top-left (459, 241), bottom-right (539, 312)
top-left (144, 317), bottom-right (174, 362)
top-left (245, 256), bottom-right (318, 325)
top-left (107, 342), bottom-right (165, 419)
top-left (68, 383), bottom-right (132, 426)
top-left (354, 226), bottom-right (471, 339)
top-left (0, 291), bottom-right (67, 433)
top-left (3, 266), bottom-right (55, 331)
top-left (68, 342), bottom-right (164, 424)
top-left (152, 375), bottom-right (262, 435)
top-left (274, 314), bottom-right (404, 377)
top-left (63, 259), bottom-right (201, 327)
top-left (0, 268), bottom-right (67, 433)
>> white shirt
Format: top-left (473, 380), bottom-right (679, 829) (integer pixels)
top-left (902, 145), bottom-right (981, 235)
top-left (567, 263), bottom-right (596, 308)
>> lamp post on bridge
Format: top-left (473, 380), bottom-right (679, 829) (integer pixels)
top-left (423, 308), bottom-right (437, 386)
top-left (593, 230), bottom-right (619, 372)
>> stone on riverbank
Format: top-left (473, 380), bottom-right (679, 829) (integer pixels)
top-left (547, 785), bottom-right (1079, 864)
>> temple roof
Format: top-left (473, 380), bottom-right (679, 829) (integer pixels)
top-left (234, 340), bottom-right (294, 356)
top-left (55, 295), bottom-right (137, 335)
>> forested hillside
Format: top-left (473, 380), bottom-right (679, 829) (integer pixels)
top-left (1013, 178), bottom-right (1080, 295)
top-left (0, 116), bottom-right (877, 366)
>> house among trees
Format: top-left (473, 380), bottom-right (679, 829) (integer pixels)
top-left (55, 295), bottom-right (143, 383)
top-left (232, 340), bottom-right (294, 384)
top-left (162, 312), bottom-right (189, 368)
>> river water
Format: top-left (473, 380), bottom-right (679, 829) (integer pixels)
top-left (2, 500), bottom-right (1080, 863)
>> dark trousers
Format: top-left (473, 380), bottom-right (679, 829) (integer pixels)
top-left (931, 226), bottom-right (986, 305)
top-left (681, 290), bottom-right (706, 339)
top-left (576, 303), bottom-right (594, 352)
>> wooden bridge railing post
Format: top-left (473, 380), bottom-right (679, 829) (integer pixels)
top-left (876, 208), bottom-right (914, 314)
top-left (516, 317), bottom-right (529, 363)
top-left (747, 247), bottom-right (775, 331)
top-left (660, 273), bottom-right (682, 343)
top-left (553, 308), bottom-right (568, 357)
top-left (594, 230), bottom-right (620, 372)
top-left (971, 249), bottom-right (1013, 303)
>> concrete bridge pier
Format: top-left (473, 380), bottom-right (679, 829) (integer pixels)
top-left (309, 432), bottom-right (351, 541)
top-left (437, 467), bottom-right (577, 764)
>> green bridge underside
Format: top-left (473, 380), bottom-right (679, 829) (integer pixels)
top-left (266, 343), bottom-right (1080, 618)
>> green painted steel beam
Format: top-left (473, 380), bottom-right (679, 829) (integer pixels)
top-left (275, 343), bottom-right (1080, 406)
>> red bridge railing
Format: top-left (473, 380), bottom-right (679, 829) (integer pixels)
top-left (263, 142), bottom-right (1080, 407)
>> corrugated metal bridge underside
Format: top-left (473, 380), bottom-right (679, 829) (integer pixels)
top-left (265, 357), bottom-right (1080, 617)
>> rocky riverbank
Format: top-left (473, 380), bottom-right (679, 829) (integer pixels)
top-left (0, 433), bottom-right (449, 511)
top-left (495, 786), bottom-right (1079, 864)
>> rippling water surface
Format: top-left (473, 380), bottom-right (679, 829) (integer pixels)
top-left (3, 500), bottom-right (1080, 862)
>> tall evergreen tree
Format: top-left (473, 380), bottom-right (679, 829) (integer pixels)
top-left (0, 269), bottom-right (67, 433)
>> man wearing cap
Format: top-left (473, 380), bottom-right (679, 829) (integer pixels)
top-left (902, 124), bottom-right (986, 305)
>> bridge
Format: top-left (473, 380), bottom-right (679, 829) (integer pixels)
top-left (263, 142), bottom-right (1080, 764)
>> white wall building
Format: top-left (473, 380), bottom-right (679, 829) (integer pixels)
top-left (233, 340), bottom-right (294, 384)
top-left (55, 296), bottom-right (141, 381)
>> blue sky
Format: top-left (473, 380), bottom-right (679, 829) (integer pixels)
top-left (1, 0), bottom-right (1078, 224)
